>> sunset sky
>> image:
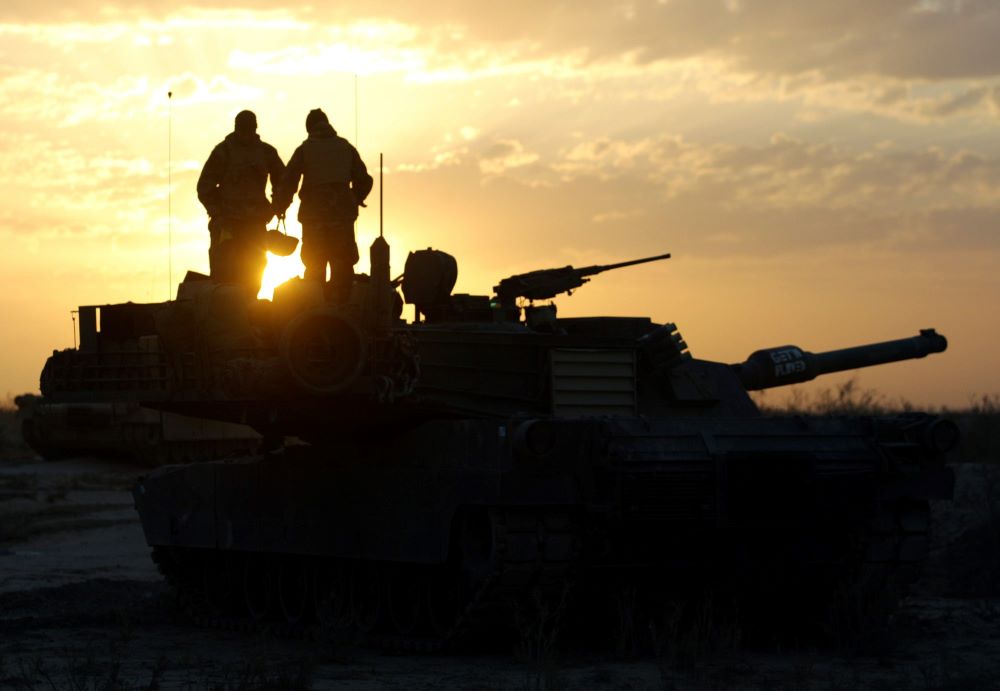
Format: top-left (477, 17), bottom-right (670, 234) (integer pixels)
top-left (1, 1), bottom-right (998, 407)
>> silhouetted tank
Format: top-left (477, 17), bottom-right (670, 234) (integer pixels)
top-left (98, 243), bottom-right (958, 649)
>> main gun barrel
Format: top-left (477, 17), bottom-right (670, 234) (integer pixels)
top-left (733, 329), bottom-right (948, 391)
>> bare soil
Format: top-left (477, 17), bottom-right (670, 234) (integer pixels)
top-left (2, 453), bottom-right (999, 690)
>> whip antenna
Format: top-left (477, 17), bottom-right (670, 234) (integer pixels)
top-left (354, 74), bottom-right (359, 147)
top-left (379, 153), bottom-right (383, 238)
top-left (167, 90), bottom-right (173, 299)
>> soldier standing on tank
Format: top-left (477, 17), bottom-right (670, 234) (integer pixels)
top-left (274, 108), bottom-right (373, 302)
top-left (197, 110), bottom-right (285, 296)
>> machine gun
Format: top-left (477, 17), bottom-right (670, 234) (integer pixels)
top-left (492, 252), bottom-right (671, 306)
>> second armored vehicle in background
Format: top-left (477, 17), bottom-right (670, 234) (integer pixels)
top-left (24, 290), bottom-right (261, 464)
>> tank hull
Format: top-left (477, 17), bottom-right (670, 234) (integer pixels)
top-left (134, 413), bottom-right (951, 647)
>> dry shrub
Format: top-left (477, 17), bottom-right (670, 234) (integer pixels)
top-left (943, 394), bottom-right (1000, 463)
top-left (754, 380), bottom-right (1000, 463)
top-left (0, 395), bottom-right (33, 459)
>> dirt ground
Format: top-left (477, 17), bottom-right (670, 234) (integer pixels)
top-left (2, 453), bottom-right (1000, 690)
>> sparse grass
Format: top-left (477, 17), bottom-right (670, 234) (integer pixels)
top-left (513, 587), bottom-right (572, 691)
top-left (0, 397), bottom-right (32, 460)
top-left (946, 394), bottom-right (1000, 464)
top-left (1, 648), bottom-right (314, 691)
top-left (753, 379), bottom-right (1000, 463)
top-left (612, 586), bottom-right (642, 658)
top-left (650, 591), bottom-right (743, 676)
top-left (202, 656), bottom-right (313, 691)
top-left (942, 464), bottom-right (1000, 597)
top-left (0, 501), bottom-right (132, 543)
top-left (756, 379), bottom-right (901, 416)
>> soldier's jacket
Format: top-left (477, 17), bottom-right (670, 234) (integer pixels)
top-left (275, 124), bottom-right (373, 224)
top-left (197, 132), bottom-right (284, 222)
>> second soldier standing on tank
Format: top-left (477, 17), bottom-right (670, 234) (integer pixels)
top-left (274, 108), bottom-right (373, 302)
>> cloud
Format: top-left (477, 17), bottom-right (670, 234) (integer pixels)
top-left (227, 22), bottom-right (425, 77)
top-left (915, 85), bottom-right (991, 118)
top-left (5, 6), bottom-right (1000, 132)
top-left (591, 209), bottom-right (640, 224)
top-left (0, 68), bottom-right (150, 126)
top-left (1, 6), bottom-right (998, 256)
top-left (165, 73), bottom-right (264, 108)
top-left (478, 139), bottom-right (539, 175)
top-left (4, 1), bottom-right (1000, 83)
top-left (767, 74), bottom-right (1000, 123)
top-left (390, 129), bottom-right (1000, 263)
top-left (0, 130), bottom-right (209, 244)
top-left (371, 0), bottom-right (1000, 82)
top-left (548, 133), bottom-right (1000, 213)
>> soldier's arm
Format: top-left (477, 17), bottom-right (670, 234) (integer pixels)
top-left (272, 146), bottom-right (302, 216)
top-left (266, 145), bottom-right (286, 202)
top-left (196, 145), bottom-right (227, 215)
top-left (350, 148), bottom-right (374, 206)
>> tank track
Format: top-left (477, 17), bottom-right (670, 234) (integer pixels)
top-left (734, 497), bottom-right (933, 643)
top-left (150, 508), bottom-right (580, 652)
top-left (829, 497), bottom-right (931, 642)
top-left (148, 498), bottom-right (931, 650)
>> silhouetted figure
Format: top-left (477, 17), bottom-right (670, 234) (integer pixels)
top-left (274, 109), bottom-right (373, 302)
top-left (197, 110), bottom-right (285, 295)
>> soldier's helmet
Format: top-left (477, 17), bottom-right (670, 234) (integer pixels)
top-left (305, 108), bottom-right (330, 133)
top-left (234, 110), bottom-right (257, 135)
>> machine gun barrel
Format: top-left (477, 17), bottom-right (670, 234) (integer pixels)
top-left (573, 253), bottom-right (673, 278)
top-left (493, 252), bottom-right (671, 304)
top-left (733, 329), bottom-right (948, 391)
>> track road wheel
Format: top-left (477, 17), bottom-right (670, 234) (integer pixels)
top-left (459, 508), bottom-right (497, 598)
top-left (202, 552), bottom-right (239, 616)
top-left (351, 562), bottom-right (386, 634)
top-left (278, 558), bottom-right (312, 625)
top-left (822, 499), bottom-right (931, 652)
top-left (426, 566), bottom-right (462, 639)
top-left (388, 566), bottom-right (423, 636)
top-left (243, 557), bottom-right (274, 622)
top-left (313, 562), bottom-right (351, 630)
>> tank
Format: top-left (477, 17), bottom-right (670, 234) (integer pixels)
top-left (79, 242), bottom-right (954, 649)
top-left (25, 290), bottom-right (262, 464)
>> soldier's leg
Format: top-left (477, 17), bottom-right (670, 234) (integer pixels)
top-left (235, 241), bottom-right (267, 296)
top-left (208, 222), bottom-right (222, 277)
top-left (240, 221), bottom-right (268, 296)
top-left (208, 218), bottom-right (238, 283)
top-left (327, 221), bottom-right (360, 303)
top-left (300, 222), bottom-right (330, 283)
top-left (221, 220), bottom-right (265, 296)
top-left (215, 244), bottom-right (242, 284)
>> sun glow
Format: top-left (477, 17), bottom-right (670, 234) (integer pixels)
top-left (258, 251), bottom-right (304, 300)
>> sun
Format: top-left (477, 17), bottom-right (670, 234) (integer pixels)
top-left (258, 251), bottom-right (304, 300)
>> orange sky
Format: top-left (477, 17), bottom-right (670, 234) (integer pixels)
top-left (1, 2), bottom-right (998, 407)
